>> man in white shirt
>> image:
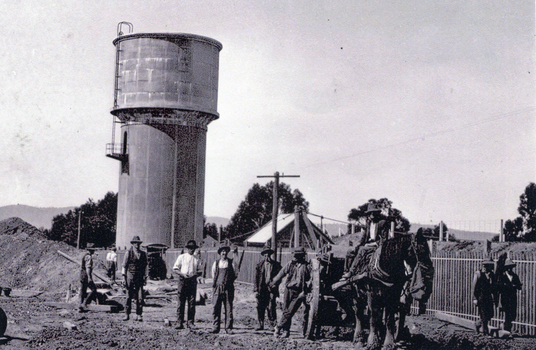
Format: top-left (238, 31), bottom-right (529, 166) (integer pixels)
top-left (106, 247), bottom-right (117, 283)
top-left (173, 240), bottom-right (201, 329)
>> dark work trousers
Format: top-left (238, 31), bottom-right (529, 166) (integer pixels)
top-left (125, 272), bottom-right (144, 316)
top-left (212, 285), bottom-right (234, 331)
top-left (177, 276), bottom-right (197, 326)
top-left (80, 270), bottom-right (97, 306)
top-left (257, 289), bottom-right (277, 327)
top-left (278, 288), bottom-right (309, 332)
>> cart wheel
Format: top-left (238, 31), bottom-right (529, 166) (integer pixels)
top-left (0, 307), bottom-right (6, 337)
top-left (304, 259), bottom-right (320, 340)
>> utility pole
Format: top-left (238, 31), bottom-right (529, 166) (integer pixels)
top-left (257, 172), bottom-right (300, 261)
top-left (77, 210), bottom-right (83, 249)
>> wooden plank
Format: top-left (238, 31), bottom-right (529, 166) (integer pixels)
top-left (57, 250), bottom-right (111, 284)
top-left (436, 312), bottom-right (476, 331)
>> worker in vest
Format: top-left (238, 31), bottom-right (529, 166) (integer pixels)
top-left (472, 258), bottom-right (496, 335)
top-left (211, 244), bottom-right (238, 334)
top-left (79, 243), bottom-right (98, 312)
top-left (254, 243), bottom-right (282, 331)
top-left (270, 246), bottom-right (312, 338)
top-left (122, 235), bottom-right (148, 321)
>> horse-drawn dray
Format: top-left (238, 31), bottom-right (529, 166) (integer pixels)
top-left (303, 231), bottom-right (434, 349)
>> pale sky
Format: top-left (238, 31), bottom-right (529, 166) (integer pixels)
top-left (1, 1), bottom-right (534, 232)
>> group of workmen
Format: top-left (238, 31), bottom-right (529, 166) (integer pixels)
top-left (78, 235), bottom-right (312, 337)
top-left (472, 256), bottom-right (522, 335)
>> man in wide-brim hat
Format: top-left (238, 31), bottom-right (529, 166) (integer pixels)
top-left (472, 257), bottom-right (495, 335)
top-left (79, 243), bottom-right (98, 312)
top-left (270, 246), bottom-right (311, 338)
top-left (211, 244), bottom-right (239, 333)
top-left (122, 236), bottom-right (148, 321)
top-left (253, 243), bottom-right (281, 331)
top-left (172, 240), bottom-right (201, 329)
top-left (497, 258), bottom-right (522, 332)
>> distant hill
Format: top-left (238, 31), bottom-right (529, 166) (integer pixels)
top-left (0, 205), bottom-right (75, 230)
top-left (206, 216), bottom-right (230, 228)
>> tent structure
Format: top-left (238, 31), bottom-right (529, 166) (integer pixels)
top-left (245, 211), bottom-right (333, 250)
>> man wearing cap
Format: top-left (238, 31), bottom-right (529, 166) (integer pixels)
top-left (79, 243), bottom-right (98, 312)
top-left (211, 245), bottom-right (238, 333)
top-left (122, 236), bottom-right (148, 321)
top-left (254, 244), bottom-right (282, 331)
top-left (472, 258), bottom-right (496, 335)
top-left (173, 240), bottom-right (201, 329)
top-left (106, 247), bottom-right (117, 283)
top-left (497, 259), bottom-right (522, 332)
top-left (270, 246), bottom-right (312, 338)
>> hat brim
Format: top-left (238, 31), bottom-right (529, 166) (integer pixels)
top-left (130, 240), bottom-right (143, 244)
top-left (218, 247), bottom-right (231, 254)
top-left (261, 249), bottom-right (274, 255)
top-left (186, 245), bottom-right (198, 249)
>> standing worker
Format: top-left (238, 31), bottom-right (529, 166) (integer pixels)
top-left (211, 244), bottom-right (239, 334)
top-left (270, 246), bottom-right (312, 338)
top-left (172, 240), bottom-right (201, 329)
top-left (79, 243), bottom-right (98, 313)
top-left (106, 247), bottom-right (118, 283)
top-left (122, 236), bottom-right (148, 321)
top-left (497, 259), bottom-right (522, 332)
top-left (472, 258), bottom-right (496, 335)
top-left (254, 243), bottom-right (281, 331)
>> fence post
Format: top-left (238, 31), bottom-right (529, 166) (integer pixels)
top-left (500, 219), bottom-right (504, 243)
top-left (439, 221), bottom-right (444, 241)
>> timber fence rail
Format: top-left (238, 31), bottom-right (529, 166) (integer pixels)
top-left (427, 250), bottom-right (536, 336)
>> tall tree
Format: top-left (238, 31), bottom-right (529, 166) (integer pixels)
top-left (48, 192), bottom-right (117, 248)
top-left (504, 217), bottom-right (523, 242)
top-left (347, 198), bottom-right (411, 233)
top-left (519, 182), bottom-right (536, 241)
top-left (224, 182), bottom-right (309, 241)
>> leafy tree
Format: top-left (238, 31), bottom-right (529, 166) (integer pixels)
top-left (224, 182), bottom-right (309, 241)
top-left (504, 217), bottom-right (523, 242)
top-left (347, 198), bottom-right (411, 233)
top-left (48, 192), bottom-right (117, 248)
top-left (519, 183), bottom-right (536, 241)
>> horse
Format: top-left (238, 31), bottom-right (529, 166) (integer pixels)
top-left (350, 233), bottom-right (431, 350)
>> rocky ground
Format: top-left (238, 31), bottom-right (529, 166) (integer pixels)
top-left (1, 217), bottom-right (536, 349)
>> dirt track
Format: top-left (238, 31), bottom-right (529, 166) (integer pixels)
top-left (1, 281), bottom-right (536, 350)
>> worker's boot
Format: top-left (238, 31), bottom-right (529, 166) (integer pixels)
top-left (123, 313), bottom-right (130, 321)
top-left (255, 320), bottom-right (264, 331)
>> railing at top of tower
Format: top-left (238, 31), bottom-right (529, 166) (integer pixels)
top-left (117, 22), bottom-right (133, 37)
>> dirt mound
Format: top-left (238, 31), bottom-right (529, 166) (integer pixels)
top-left (0, 217), bottom-right (44, 236)
top-left (0, 217), bottom-right (100, 294)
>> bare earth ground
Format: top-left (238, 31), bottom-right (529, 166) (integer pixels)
top-left (1, 218), bottom-right (536, 349)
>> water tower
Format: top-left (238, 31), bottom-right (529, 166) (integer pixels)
top-left (106, 23), bottom-right (222, 249)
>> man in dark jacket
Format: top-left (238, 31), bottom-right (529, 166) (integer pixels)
top-left (497, 259), bottom-right (522, 332)
top-left (211, 245), bottom-right (238, 334)
top-left (254, 244), bottom-right (281, 331)
top-left (472, 258), bottom-right (495, 335)
top-left (79, 243), bottom-right (98, 312)
top-left (122, 235), bottom-right (148, 321)
top-left (270, 246), bottom-right (311, 338)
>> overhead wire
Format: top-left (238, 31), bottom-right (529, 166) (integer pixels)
top-left (306, 106), bottom-right (535, 168)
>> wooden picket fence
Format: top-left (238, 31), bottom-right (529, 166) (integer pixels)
top-left (428, 250), bottom-right (536, 335)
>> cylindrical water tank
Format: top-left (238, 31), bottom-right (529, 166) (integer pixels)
top-left (111, 33), bottom-right (221, 250)
top-left (112, 33), bottom-right (221, 117)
